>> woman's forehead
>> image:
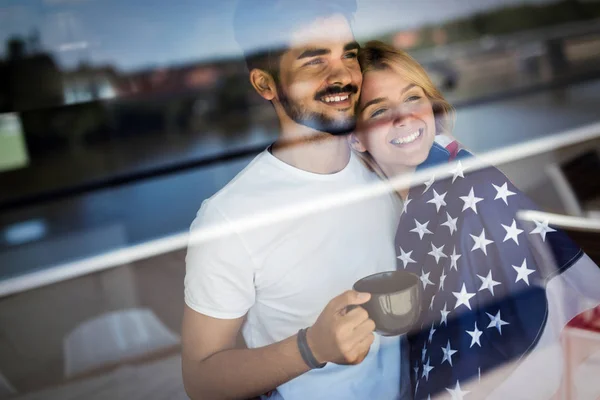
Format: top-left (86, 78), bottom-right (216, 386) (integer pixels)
top-left (360, 69), bottom-right (416, 103)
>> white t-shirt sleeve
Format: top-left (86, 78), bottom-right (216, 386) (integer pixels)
top-left (184, 200), bottom-right (256, 319)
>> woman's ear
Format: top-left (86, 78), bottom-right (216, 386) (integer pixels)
top-left (249, 69), bottom-right (276, 101)
top-left (348, 133), bottom-right (367, 152)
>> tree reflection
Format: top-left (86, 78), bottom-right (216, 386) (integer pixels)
top-left (0, 34), bottom-right (64, 113)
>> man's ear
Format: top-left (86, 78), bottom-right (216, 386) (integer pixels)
top-left (249, 69), bottom-right (276, 101)
top-left (348, 133), bottom-right (367, 152)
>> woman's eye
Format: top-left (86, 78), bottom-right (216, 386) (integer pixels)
top-left (369, 108), bottom-right (387, 119)
top-left (344, 52), bottom-right (358, 59)
top-left (406, 95), bottom-right (421, 102)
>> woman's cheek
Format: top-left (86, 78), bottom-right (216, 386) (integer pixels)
top-left (413, 102), bottom-right (433, 118)
top-left (367, 125), bottom-right (389, 152)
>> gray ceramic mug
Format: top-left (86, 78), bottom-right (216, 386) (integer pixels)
top-left (352, 270), bottom-right (422, 336)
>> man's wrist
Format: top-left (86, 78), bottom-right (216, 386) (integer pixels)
top-left (305, 327), bottom-right (325, 364)
top-left (298, 328), bottom-right (326, 369)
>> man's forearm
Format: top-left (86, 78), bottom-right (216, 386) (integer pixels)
top-left (183, 333), bottom-right (311, 400)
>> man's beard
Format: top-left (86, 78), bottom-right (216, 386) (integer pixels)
top-left (276, 83), bottom-right (358, 137)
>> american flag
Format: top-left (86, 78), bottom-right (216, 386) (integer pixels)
top-left (398, 142), bottom-right (588, 399)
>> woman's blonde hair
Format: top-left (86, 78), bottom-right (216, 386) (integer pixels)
top-left (354, 40), bottom-right (456, 179)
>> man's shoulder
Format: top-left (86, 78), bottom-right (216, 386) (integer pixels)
top-left (202, 150), bottom-right (302, 219)
top-left (202, 150), bottom-right (385, 222)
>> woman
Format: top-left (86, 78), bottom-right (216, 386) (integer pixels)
top-left (350, 41), bottom-right (600, 399)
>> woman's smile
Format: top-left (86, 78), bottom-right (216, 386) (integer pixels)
top-left (389, 128), bottom-right (424, 146)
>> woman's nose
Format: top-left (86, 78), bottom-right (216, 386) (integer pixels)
top-left (392, 106), bottom-right (411, 127)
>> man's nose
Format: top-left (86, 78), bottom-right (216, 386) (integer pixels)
top-left (326, 61), bottom-right (353, 87)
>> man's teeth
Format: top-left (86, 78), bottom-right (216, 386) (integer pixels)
top-left (391, 130), bottom-right (421, 145)
top-left (322, 94), bottom-right (349, 103)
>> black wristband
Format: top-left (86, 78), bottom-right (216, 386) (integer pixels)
top-left (297, 328), bottom-right (326, 369)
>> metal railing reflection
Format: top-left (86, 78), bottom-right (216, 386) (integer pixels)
top-left (1, 121), bottom-right (599, 298)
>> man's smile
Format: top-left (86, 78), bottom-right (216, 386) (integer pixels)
top-left (318, 92), bottom-right (353, 109)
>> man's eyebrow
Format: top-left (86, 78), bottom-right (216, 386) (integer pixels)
top-left (344, 41), bottom-right (360, 52)
top-left (296, 42), bottom-right (360, 60)
top-left (360, 97), bottom-right (385, 113)
top-left (297, 48), bottom-right (330, 60)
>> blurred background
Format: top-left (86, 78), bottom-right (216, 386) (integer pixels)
top-left (0, 0), bottom-right (600, 398)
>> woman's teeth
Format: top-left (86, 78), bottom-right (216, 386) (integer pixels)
top-left (322, 94), bottom-right (349, 103)
top-left (391, 130), bottom-right (421, 145)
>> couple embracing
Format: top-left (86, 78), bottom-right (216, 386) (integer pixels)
top-left (182, 1), bottom-right (600, 399)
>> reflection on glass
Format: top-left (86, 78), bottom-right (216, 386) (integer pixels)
top-left (0, 112), bottom-right (28, 172)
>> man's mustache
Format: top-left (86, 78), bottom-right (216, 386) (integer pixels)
top-left (314, 84), bottom-right (359, 100)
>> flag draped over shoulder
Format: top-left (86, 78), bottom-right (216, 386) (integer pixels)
top-left (398, 140), bottom-right (598, 399)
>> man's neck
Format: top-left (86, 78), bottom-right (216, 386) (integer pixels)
top-left (271, 121), bottom-right (351, 175)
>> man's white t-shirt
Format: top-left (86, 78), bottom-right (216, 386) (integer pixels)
top-left (185, 148), bottom-right (407, 399)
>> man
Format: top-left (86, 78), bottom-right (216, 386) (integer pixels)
top-left (182, 1), bottom-right (407, 399)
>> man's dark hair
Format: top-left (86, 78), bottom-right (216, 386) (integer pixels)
top-left (233, 0), bottom-right (357, 80)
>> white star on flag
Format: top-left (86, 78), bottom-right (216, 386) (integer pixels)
top-left (446, 380), bottom-right (470, 400)
top-left (502, 219), bottom-right (523, 244)
top-left (413, 362), bottom-right (419, 380)
top-left (428, 323), bottom-right (436, 343)
top-left (460, 187), bottom-right (484, 214)
top-left (512, 258), bottom-right (535, 285)
top-left (422, 342), bottom-right (427, 362)
top-left (420, 270), bottom-right (435, 290)
top-left (441, 339), bottom-right (458, 366)
top-left (453, 283), bottom-right (476, 310)
top-left (439, 270), bottom-right (447, 290)
top-left (427, 189), bottom-right (447, 212)
top-left (492, 182), bottom-right (516, 205)
top-left (397, 247), bottom-right (416, 269)
top-left (451, 160), bottom-right (465, 182)
top-left (423, 175), bottom-right (435, 193)
top-left (422, 357), bottom-right (434, 381)
top-left (530, 219), bottom-right (557, 242)
top-left (477, 270), bottom-right (501, 296)
top-left (410, 219), bottom-right (433, 240)
top-left (486, 310), bottom-right (509, 334)
top-left (449, 247), bottom-right (461, 271)
top-left (441, 212), bottom-right (458, 235)
top-left (440, 302), bottom-right (450, 325)
top-left (428, 243), bottom-right (447, 264)
top-left (466, 322), bottom-right (483, 348)
top-left (470, 228), bottom-right (494, 255)
top-left (430, 295), bottom-right (436, 310)
top-left (402, 198), bottom-right (412, 215)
